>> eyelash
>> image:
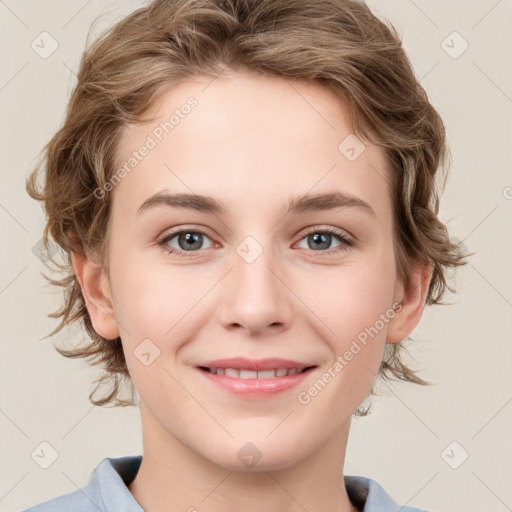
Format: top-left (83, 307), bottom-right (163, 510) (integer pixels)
top-left (156, 226), bottom-right (353, 259)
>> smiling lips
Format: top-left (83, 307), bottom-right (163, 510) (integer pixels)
top-left (196, 357), bottom-right (318, 397)
top-left (202, 367), bottom-right (310, 379)
top-left (197, 357), bottom-right (316, 375)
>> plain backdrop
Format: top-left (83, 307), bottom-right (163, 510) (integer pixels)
top-left (1, 1), bottom-right (511, 511)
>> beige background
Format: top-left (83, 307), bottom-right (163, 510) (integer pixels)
top-left (1, 1), bottom-right (511, 511)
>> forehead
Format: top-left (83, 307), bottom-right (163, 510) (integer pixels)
top-left (112, 71), bottom-right (391, 223)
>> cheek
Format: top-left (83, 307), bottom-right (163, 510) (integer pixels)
top-left (300, 257), bottom-right (395, 358)
top-left (111, 255), bottom-right (204, 337)
top-left (293, 266), bottom-right (395, 413)
top-left (112, 263), bottom-right (192, 403)
top-left (307, 260), bottom-right (394, 321)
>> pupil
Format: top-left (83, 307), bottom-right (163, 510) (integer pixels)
top-left (309, 233), bottom-right (330, 250)
top-left (180, 232), bottom-right (202, 250)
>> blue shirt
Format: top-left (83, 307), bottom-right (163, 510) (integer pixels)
top-left (22, 455), bottom-right (432, 512)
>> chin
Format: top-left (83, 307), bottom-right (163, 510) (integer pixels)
top-left (204, 436), bottom-right (310, 473)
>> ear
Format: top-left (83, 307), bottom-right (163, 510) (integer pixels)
top-left (71, 251), bottom-right (120, 340)
top-left (386, 262), bottom-right (433, 343)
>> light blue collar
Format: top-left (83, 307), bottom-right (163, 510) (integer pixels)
top-left (25, 455), bottom-right (430, 512)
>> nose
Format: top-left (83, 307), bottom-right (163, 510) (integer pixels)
top-left (218, 244), bottom-right (295, 337)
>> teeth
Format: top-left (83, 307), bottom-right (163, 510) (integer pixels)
top-left (240, 370), bottom-right (258, 379)
top-left (257, 370), bottom-right (276, 379)
top-left (224, 368), bottom-right (239, 378)
top-left (205, 367), bottom-right (308, 379)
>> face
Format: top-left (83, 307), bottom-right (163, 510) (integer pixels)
top-left (79, 71), bottom-right (426, 472)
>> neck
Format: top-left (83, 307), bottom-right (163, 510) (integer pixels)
top-left (128, 402), bottom-right (359, 512)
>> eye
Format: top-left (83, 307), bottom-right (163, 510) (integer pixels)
top-left (157, 227), bottom-right (215, 258)
top-left (156, 225), bottom-right (353, 259)
top-left (295, 227), bottom-right (353, 255)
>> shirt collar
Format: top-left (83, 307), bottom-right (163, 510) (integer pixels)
top-left (88, 455), bottom-right (415, 512)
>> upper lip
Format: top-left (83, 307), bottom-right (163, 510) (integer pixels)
top-left (196, 357), bottom-right (317, 372)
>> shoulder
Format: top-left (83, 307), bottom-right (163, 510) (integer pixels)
top-left (20, 486), bottom-right (101, 512)
top-left (345, 474), bottom-right (435, 512)
top-left (21, 455), bottom-right (143, 512)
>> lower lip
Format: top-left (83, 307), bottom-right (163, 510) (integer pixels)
top-left (196, 367), bottom-right (316, 398)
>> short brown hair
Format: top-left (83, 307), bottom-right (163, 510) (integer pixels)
top-left (26, 0), bottom-right (470, 414)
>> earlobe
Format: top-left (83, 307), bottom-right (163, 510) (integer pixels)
top-left (71, 251), bottom-right (120, 340)
top-left (386, 262), bottom-right (433, 343)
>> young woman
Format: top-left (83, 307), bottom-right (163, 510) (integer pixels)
top-left (24, 1), bottom-right (468, 510)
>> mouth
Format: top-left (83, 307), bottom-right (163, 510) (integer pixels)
top-left (197, 366), bottom-right (316, 379)
top-left (194, 358), bottom-right (318, 398)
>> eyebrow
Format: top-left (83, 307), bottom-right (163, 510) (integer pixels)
top-left (136, 190), bottom-right (376, 217)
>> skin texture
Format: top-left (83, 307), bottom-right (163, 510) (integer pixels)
top-left (72, 70), bottom-right (432, 512)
